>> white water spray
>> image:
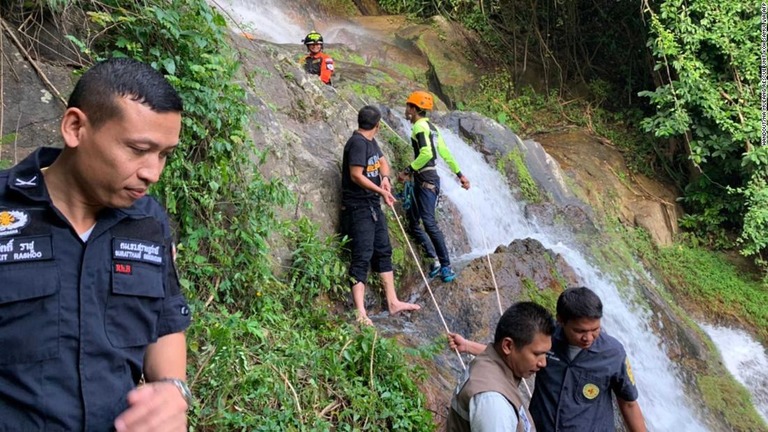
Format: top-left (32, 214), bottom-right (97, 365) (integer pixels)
top-left (700, 324), bottom-right (768, 423)
top-left (215, 0), bottom-right (305, 44)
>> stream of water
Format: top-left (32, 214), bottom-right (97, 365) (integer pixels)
top-left (701, 323), bottom-right (768, 423)
top-left (216, 0), bottom-right (304, 44)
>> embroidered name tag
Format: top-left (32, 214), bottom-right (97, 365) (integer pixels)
top-left (0, 235), bottom-right (53, 263)
top-left (113, 238), bottom-right (163, 265)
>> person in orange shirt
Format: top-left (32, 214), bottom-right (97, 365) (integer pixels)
top-left (302, 31), bottom-right (334, 85)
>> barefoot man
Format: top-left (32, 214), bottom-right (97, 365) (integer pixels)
top-left (340, 105), bottom-right (420, 325)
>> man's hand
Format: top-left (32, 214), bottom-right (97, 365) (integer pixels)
top-left (448, 332), bottom-right (469, 353)
top-left (381, 176), bottom-right (392, 193)
top-left (459, 175), bottom-right (471, 190)
top-left (114, 381), bottom-right (188, 432)
top-left (448, 332), bottom-right (487, 356)
top-left (397, 171), bottom-right (411, 182)
top-left (381, 189), bottom-right (396, 207)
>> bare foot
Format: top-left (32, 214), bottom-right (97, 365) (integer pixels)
top-left (356, 314), bottom-right (373, 326)
top-left (388, 301), bottom-right (421, 316)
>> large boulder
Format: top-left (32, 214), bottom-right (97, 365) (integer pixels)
top-left (535, 130), bottom-right (683, 246)
top-left (394, 16), bottom-right (480, 108)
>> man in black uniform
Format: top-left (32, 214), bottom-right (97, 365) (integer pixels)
top-left (0, 58), bottom-right (192, 431)
top-left (341, 105), bottom-right (420, 325)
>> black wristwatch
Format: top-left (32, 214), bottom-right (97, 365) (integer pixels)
top-left (158, 378), bottom-right (194, 411)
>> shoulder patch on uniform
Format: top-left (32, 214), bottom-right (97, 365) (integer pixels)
top-left (626, 357), bottom-right (636, 386)
top-left (0, 210), bottom-right (30, 237)
top-left (14, 176), bottom-right (38, 188)
top-left (583, 383), bottom-right (600, 400)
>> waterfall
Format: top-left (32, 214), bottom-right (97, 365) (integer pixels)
top-left (430, 125), bottom-right (710, 430)
top-left (216, 0), bottom-right (305, 44)
top-left (701, 324), bottom-right (768, 423)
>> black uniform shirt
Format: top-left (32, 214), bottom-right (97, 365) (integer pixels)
top-left (0, 147), bottom-right (191, 431)
top-left (529, 325), bottom-right (639, 432)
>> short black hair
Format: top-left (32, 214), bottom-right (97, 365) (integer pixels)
top-left (358, 105), bottom-right (381, 130)
top-left (556, 287), bottom-right (603, 324)
top-left (494, 301), bottom-right (555, 349)
top-left (67, 57), bottom-right (183, 129)
top-left (406, 102), bottom-right (428, 117)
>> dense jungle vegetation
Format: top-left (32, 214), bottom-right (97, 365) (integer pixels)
top-left (1, 0), bottom-right (765, 430)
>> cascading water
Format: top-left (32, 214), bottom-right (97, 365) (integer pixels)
top-left (428, 124), bottom-right (711, 430)
top-left (216, 0), bottom-right (305, 44)
top-left (700, 324), bottom-right (768, 423)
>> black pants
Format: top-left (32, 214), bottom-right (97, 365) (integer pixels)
top-left (341, 204), bottom-right (393, 285)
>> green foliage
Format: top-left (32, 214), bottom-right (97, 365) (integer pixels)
top-left (0, 133), bottom-right (17, 146)
top-left (634, 232), bottom-right (768, 343)
top-left (189, 308), bottom-right (434, 431)
top-left (347, 82), bottom-right (384, 101)
top-left (316, 0), bottom-right (359, 16)
top-left (376, 0), bottom-right (431, 16)
top-left (464, 72), bottom-right (658, 174)
top-left (641, 0), bottom-right (764, 263)
top-left (497, 149), bottom-right (541, 203)
top-left (287, 217), bottom-right (350, 302)
top-left (738, 173), bottom-right (768, 267)
top-left (698, 375), bottom-right (767, 432)
top-left (64, 0), bottom-right (435, 429)
top-left (522, 277), bottom-right (560, 313)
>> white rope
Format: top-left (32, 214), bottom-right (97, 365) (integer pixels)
top-left (466, 201), bottom-right (503, 316)
top-left (388, 203), bottom-right (466, 370)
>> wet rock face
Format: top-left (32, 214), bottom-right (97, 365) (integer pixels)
top-left (437, 111), bottom-right (522, 157)
top-left (0, 34), bottom-right (73, 164)
top-left (535, 130), bottom-right (683, 247)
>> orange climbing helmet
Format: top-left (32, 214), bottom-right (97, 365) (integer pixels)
top-left (406, 90), bottom-right (434, 111)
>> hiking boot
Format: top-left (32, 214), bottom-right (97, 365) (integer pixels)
top-left (440, 266), bottom-right (456, 282)
top-left (428, 261), bottom-right (441, 278)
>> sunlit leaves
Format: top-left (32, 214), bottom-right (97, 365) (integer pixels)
top-left (641, 0), bottom-right (764, 262)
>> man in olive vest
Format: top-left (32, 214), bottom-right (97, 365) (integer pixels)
top-left (446, 302), bottom-right (554, 432)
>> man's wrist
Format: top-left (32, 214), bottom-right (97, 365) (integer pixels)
top-left (381, 175), bottom-right (391, 182)
top-left (157, 378), bottom-right (193, 411)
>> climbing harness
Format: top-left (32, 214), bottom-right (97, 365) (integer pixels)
top-left (395, 180), bottom-right (415, 211)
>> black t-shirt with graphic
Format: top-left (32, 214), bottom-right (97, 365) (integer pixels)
top-left (342, 131), bottom-right (383, 207)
